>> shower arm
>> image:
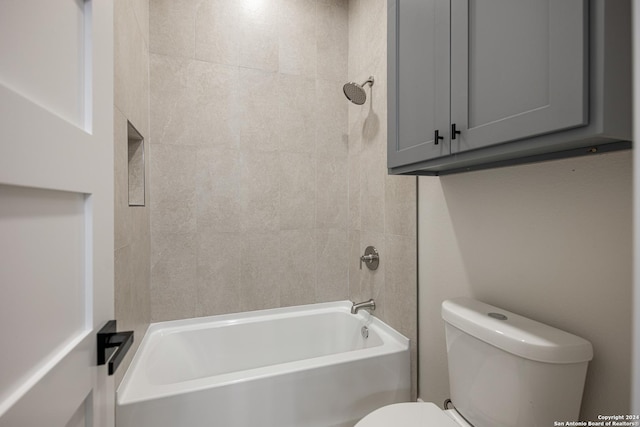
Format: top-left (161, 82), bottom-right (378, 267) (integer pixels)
top-left (361, 76), bottom-right (375, 87)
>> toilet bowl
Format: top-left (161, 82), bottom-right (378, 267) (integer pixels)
top-left (356, 402), bottom-right (469, 427)
top-left (356, 298), bottom-right (593, 427)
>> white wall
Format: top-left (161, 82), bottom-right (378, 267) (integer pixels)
top-left (418, 150), bottom-right (632, 419)
top-left (631, 0), bottom-right (640, 412)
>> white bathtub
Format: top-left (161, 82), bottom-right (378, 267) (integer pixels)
top-left (116, 301), bottom-right (410, 427)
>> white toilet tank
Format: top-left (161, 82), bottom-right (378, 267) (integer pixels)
top-left (442, 298), bottom-right (593, 427)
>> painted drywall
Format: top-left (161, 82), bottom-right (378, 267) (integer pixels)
top-left (418, 150), bottom-right (632, 418)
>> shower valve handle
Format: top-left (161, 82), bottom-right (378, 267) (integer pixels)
top-left (434, 130), bottom-right (443, 145)
top-left (359, 246), bottom-right (379, 270)
top-left (360, 254), bottom-right (375, 269)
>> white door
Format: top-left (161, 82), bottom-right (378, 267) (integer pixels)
top-left (0, 1), bottom-right (114, 426)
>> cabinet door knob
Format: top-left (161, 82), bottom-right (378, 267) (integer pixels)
top-left (434, 130), bottom-right (444, 145)
top-left (451, 123), bottom-right (462, 140)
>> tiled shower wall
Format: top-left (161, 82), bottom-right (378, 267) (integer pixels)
top-left (114, 0), bottom-right (151, 385)
top-left (148, 0), bottom-right (417, 397)
top-left (149, 0), bottom-right (351, 320)
top-left (347, 0), bottom-right (418, 398)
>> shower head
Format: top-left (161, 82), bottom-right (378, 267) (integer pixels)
top-left (343, 76), bottom-right (374, 105)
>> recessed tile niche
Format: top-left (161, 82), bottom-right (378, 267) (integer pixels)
top-left (127, 122), bottom-right (145, 207)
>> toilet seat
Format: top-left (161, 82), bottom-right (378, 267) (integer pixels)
top-left (355, 402), bottom-right (469, 427)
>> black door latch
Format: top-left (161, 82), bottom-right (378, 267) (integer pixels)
top-left (97, 320), bottom-right (134, 376)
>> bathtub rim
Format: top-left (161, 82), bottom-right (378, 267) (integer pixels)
top-left (117, 300), bottom-right (409, 406)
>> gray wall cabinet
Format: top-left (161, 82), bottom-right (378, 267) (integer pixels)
top-left (388, 0), bottom-right (631, 176)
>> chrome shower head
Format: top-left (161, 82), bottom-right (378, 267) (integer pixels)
top-left (343, 76), bottom-right (374, 105)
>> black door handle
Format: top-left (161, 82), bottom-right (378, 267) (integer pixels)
top-left (451, 123), bottom-right (461, 140)
top-left (97, 320), bottom-right (134, 376)
top-left (434, 130), bottom-right (444, 145)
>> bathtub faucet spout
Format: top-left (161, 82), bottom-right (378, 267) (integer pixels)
top-left (351, 299), bottom-right (376, 315)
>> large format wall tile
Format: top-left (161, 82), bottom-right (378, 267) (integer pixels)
top-left (114, 108), bottom-right (132, 251)
top-left (354, 230), bottom-right (386, 318)
top-left (238, 0), bottom-right (279, 72)
top-left (317, 1), bottom-right (348, 82)
top-left (150, 0), bottom-right (196, 58)
top-left (316, 79), bottom-right (348, 156)
top-left (316, 155), bottom-right (348, 230)
top-left (150, 55), bottom-right (239, 148)
top-left (384, 234), bottom-right (417, 340)
top-left (151, 231), bottom-right (197, 321)
top-left (149, 54), bottom-right (187, 145)
top-left (278, 73), bottom-right (317, 153)
top-left (240, 232), bottom-right (281, 311)
top-left (237, 67), bottom-right (279, 152)
top-left (150, 0), bottom-right (347, 322)
top-left (280, 229), bottom-right (317, 307)
top-left (115, 0), bottom-right (150, 137)
top-left (359, 147), bottom-right (386, 233)
top-left (347, 0), bottom-right (418, 399)
top-left (131, 0), bottom-right (150, 47)
top-left (196, 147), bottom-right (241, 234)
top-left (239, 151), bottom-right (280, 232)
top-left (385, 175), bottom-right (417, 237)
top-left (316, 229), bottom-right (349, 301)
top-left (114, 0), bottom-right (151, 387)
top-left (196, 0), bottom-right (241, 66)
top-left (149, 144), bottom-right (197, 234)
top-left (279, 0), bottom-right (317, 77)
top-left (196, 231), bottom-right (241, 316)
top-left (279, 152), bottom-right (316, 230)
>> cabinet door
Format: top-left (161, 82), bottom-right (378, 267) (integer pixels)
top-left (388, 0), bottom-right (450, 168)
top-left (450, 0), bottom-right (588, 153)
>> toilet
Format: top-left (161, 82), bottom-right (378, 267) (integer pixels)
top-left (356, 298), bottom-right (594, 427)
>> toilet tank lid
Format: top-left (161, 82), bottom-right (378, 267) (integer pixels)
top-left (441, 298), bottom-right (593, 364)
